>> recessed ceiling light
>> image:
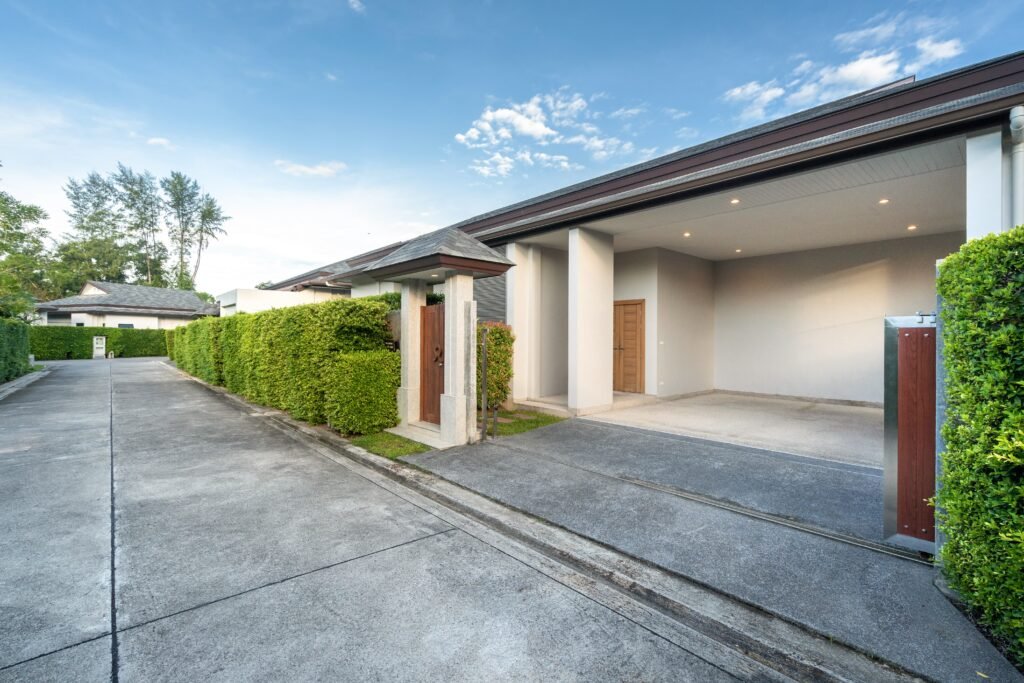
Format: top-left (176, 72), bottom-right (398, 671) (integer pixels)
top-left (430, 273), bottom-right (439, 277)
top-left (683, 231), bottom-right (692, 237)
top-left (730, 198), bottom-right (740, 205)
top-left (907, 225), bottom-right (918, 231)
top-left (878, 198), bottom-right (890, 205)
top-left (735, 248), bottom-right (743, 253)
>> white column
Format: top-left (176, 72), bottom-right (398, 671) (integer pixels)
top-left (441, 272), bottom-right (477, 446)
top-left (568, 227), bottom-right (614, 415)
top-left (965, 128), bottom-right (1009, 240)
top-left (505, 242), bottom-right (536, 403)
top-left (397, 279), bottom-right (426, 425)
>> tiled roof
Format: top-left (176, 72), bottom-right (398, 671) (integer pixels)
top-left (363, 227), bottom-right (513, 272)
top-left (38, 281), bottom-right (215, 316)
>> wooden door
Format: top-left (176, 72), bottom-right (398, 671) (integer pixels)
top-left (613, 300), bottom-right (645, 394)
top-left (896, 327), bottom-right (936, 542)
top-left (420, 303), bottom-right (445, 424)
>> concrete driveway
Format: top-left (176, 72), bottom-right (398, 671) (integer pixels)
top-left (407, 420), bottom-right (1024, 682)
top-left (0, 359), bottom-right (736, 682)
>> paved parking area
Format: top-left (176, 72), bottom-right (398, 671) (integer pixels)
top-left (0, 359), bottom-right (735, 682)
top-left (408, 419), bottom-right (1023, 682)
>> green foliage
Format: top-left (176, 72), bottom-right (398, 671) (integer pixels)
top-left (325, 350), bottom-right (401, 434)
top-left (173, 299), bottom-right (396, 432)
top-left (362, 291), bottom-right (443, 311)
top-left (164, 328), bottom-right (175, 360)
top-left (478, 322), bottom-right (514, 407)
top-left (0, 318), bottom-right (30, 381)
top-left (29, 326), bottom-right (167, 360)
top-left (936, 226), bottom-right (1024, 666)
top-left (1, 182), bottom-right (50, 318)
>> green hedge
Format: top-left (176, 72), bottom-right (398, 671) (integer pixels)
top-left (325, 350), bottom-right (401, 434)
top-left (29, 326), bottom-right (167, 360)
top-left (362, 290), bottom-right (444, 311)
top-left (1, 318), bottom-right (30, 382)
top-left (936, 226), bottom-right (1024, 666)
top-left (173, 299), bottom-right (398, 433)
top-left (164, 329), bottom-right (175, 360)
top-left (478, 322), bottom-right (514, 408)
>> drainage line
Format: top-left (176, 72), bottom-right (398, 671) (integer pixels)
top-left (108, 364), bottom-right (119, 683)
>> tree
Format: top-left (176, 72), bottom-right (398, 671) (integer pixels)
top-left (160, 171), bottom-right (201, 289)
top-left (191, 194), bottom-right (228, 284)
top-left (61, 171), bottom-right (134, 291)
top-left (48, 236), bottom-right (133, 298)
top-left (64, 172), bottom-right (122, 240)
top-left (0, 177), bottom-right (51, 319)
top-left (111, 164), bottom-right (167, 286)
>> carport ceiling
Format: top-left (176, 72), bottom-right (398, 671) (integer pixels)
top-left (581, 136), bottom-right (966, 261)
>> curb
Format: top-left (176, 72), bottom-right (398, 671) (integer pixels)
top-left (162, 361), bottom-right (924, 682)
top-left (0, 367), bottom-right (51, 402)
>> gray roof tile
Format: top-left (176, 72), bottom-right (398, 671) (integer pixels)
top-left (38, 281), bottom-right (214, 316)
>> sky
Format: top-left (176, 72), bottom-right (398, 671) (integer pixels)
top-left (1, 0), bottom-right (1022, 295)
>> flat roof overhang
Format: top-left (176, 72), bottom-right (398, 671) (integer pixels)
top-left (362, 254), bottom-right (511, 282)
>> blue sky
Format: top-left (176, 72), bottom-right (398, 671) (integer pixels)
top-left (1, 0), bottom-right (1021, 294)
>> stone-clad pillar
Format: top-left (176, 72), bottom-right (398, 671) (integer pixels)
top-left (440, 272), bottom-right (478, 446)
top-left (397, 279), bottom-right (426, 426)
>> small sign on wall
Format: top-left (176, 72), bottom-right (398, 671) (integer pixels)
top-left (92, 336), bottom-right (106, 359)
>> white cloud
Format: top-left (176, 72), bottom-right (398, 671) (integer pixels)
top-left (792, 59), bottom-right (815, 76)
top-left (273, 159), bottom-right (348, 177)
top-left (146, 136), bottom-right (174, 150)
top-left (664, 108), bottom-right (691, 120)
top-left (676, 127), bottom-right (699, 139)
top-left (347, 0), bottom-right (365, 13)
top-left (835, 17), bottom-right (899, 49)
top-left (325, 72), bottom-right (337, 81)
top-left (816, 50), bottom-right (901, 96)
top-left (723, 80), bottom-right (785, 121)
top-left (906, 37), bottom-right (964, 73)
top-left (610, 106), bottom-right (646, 119)
top-left (470, 152), bottom-right (515, 177)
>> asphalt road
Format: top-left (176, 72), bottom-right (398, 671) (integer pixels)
top-left (0, 359), bottom-right (733, 682)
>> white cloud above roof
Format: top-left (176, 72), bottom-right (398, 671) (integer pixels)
top-left (273, 159), bottom-right (348, 177)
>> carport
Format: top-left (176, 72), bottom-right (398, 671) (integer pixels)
top-left (504, 135), bottom-right (969, 469)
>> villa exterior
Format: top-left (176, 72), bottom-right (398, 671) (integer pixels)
top-left (35, 281), bottom-right (218, 329)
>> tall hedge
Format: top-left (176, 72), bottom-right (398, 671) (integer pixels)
top-left (29, 326), bottom-right (167, 360)
top-left (164, 329), bottom-right (175, 360)
top-left (325, 350), bottom-right (401, 434)
top-left (1, 318), bottom-right (30, 382)
top-left (173, 299), bottom-right (397, 433)
top-left (936, 226), bottom-right (1024, 666)
top-left (478, 322), bottom-right (514, 408)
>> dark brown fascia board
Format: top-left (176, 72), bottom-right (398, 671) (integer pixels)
top-left (456, 52), bottom-right (1024, 238)
top-left (473, 85), bottom-right (1024, 246)
top-left (268, 241), bottom-right (405, 290)
top-left (363, 254), bottom-right (512, 280)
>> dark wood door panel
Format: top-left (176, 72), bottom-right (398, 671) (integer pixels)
top-left (896, 327), bottom-right (936, 542)
top-left (420, 304), bottom-right (444, 425)
top-left (613, 300), bottom-right (645, 394)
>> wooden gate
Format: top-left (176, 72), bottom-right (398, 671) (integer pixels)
top-left (420, 303), bottom-right (445, 424)
top-left (896, 327), bottom-right (936, 542)
top-left (613, 300), bottom-right (645, 393)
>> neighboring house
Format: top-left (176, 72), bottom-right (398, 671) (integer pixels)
top-left (273, 50), bottom-right (1024, 422)
top-left (35, 281), bottom-right (218, 329)
top-left (217, 287), bottom-right (348, 317)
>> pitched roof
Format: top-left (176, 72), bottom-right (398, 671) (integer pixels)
top-left (37, 281), bottom-right (215, 317)
top-left (363, 227), bottom-right (513, 273)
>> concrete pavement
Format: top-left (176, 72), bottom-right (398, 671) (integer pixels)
top-left (1, 359), bottom-right (745, 681)
top-left (408, 420), bottom-right (1023, 682)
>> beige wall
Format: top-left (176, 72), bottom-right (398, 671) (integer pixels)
top-left (351, 281), bottom-right (400, 298)
top-left (219, 287), bottom-right (347, 316)
top-left (656, 249), bottom-right (715, 397)
top-left (713, 231), bottom-right (964, 403)
top-left (613, 249), bottom-right (659, 395)
top-left (535, 247), bottom-right (568, 398)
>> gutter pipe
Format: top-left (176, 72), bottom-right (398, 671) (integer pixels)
top-left (1010, 106), bottom-right (1024, 228)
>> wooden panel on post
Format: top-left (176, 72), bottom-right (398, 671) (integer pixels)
top-left (420, 303), bottom-right (445, 424)
top-left (896, 327), bottom-right (937, 542)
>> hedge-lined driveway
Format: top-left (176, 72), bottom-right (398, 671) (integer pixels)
top-left (0, 359), bottom-right (732, 681)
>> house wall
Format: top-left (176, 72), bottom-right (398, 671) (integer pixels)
top-left (218, 287), bottom-right (347, 317)
top-left (351, 281), bottom-right (400, 298)
top-left (712, 231), bottom-right (964, 404)
top-left (535, 247), bottom-right (568, 399)
top-left (656, 249), bottom-right (715, 397)
top-left (613, 249), bottom-right (659, 395)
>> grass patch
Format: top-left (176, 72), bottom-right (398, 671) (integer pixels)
top-left (480, 409), bottom-right (564, 437)
top-left (350, 431), bottom-right (431, 459)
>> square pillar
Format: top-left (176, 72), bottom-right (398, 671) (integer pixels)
top-left (397, 279), bottom-right (426, 425)
top-left (505, 242), bottom-right (537, 403)
top-left (440, 272), bottom-right (478, 446)
top-left (966, 128), bottom-right (1010, 240)
top-left (568, 227), bottom-right (614, 415)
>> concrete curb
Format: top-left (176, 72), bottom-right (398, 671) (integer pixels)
top-left (162, 361), bottom-right (924, 682)
top-left (0, 368), bottom-right (51, 402)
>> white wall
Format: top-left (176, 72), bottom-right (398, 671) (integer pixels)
top-left (613, 249), bottom-right (659, 395)
top-left (218, 287), bottom-right (347, 316)
top-left (568, 228), bottom-right (614, 413)
top-left (535, 247), bottom-right (568, 399)
top-left (656, 249), bottom-right (714, 397)
top-left (713, 232), bottom-right (964, 403)
top-left (351, 281), bottom-right (400, 298)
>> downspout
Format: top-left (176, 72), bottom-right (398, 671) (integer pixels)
top-left (1010, 106), bottom-right (1024, 228)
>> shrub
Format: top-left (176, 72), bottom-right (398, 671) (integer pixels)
top-left (1, 318), bottom-right (30, 382)
top-left (936, 226), bottom-right (1024, 666)
top-left (173, 299), bottom-right (395, 427)
top-left (361, 290), bottom-right (443, 311)
top-left (325, 350), bottom-right (401, 434)
top-left (164, 329), bottom-right (175, 360)
top-left (478, 322), bottom-right (514, 408)
top-left (29, 326), bottom-right (167, 360)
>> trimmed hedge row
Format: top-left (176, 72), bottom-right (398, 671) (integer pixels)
top-left (478, 322), bottom-right (514, 408)
top-left (937, 226), bottom-right (1024, 666)
top-left (1, 318), bottom-right (30, 382)
top-left (29, 326), bottom-right (167, 360)
top-left (172, 299), bottom-right (399, 434)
